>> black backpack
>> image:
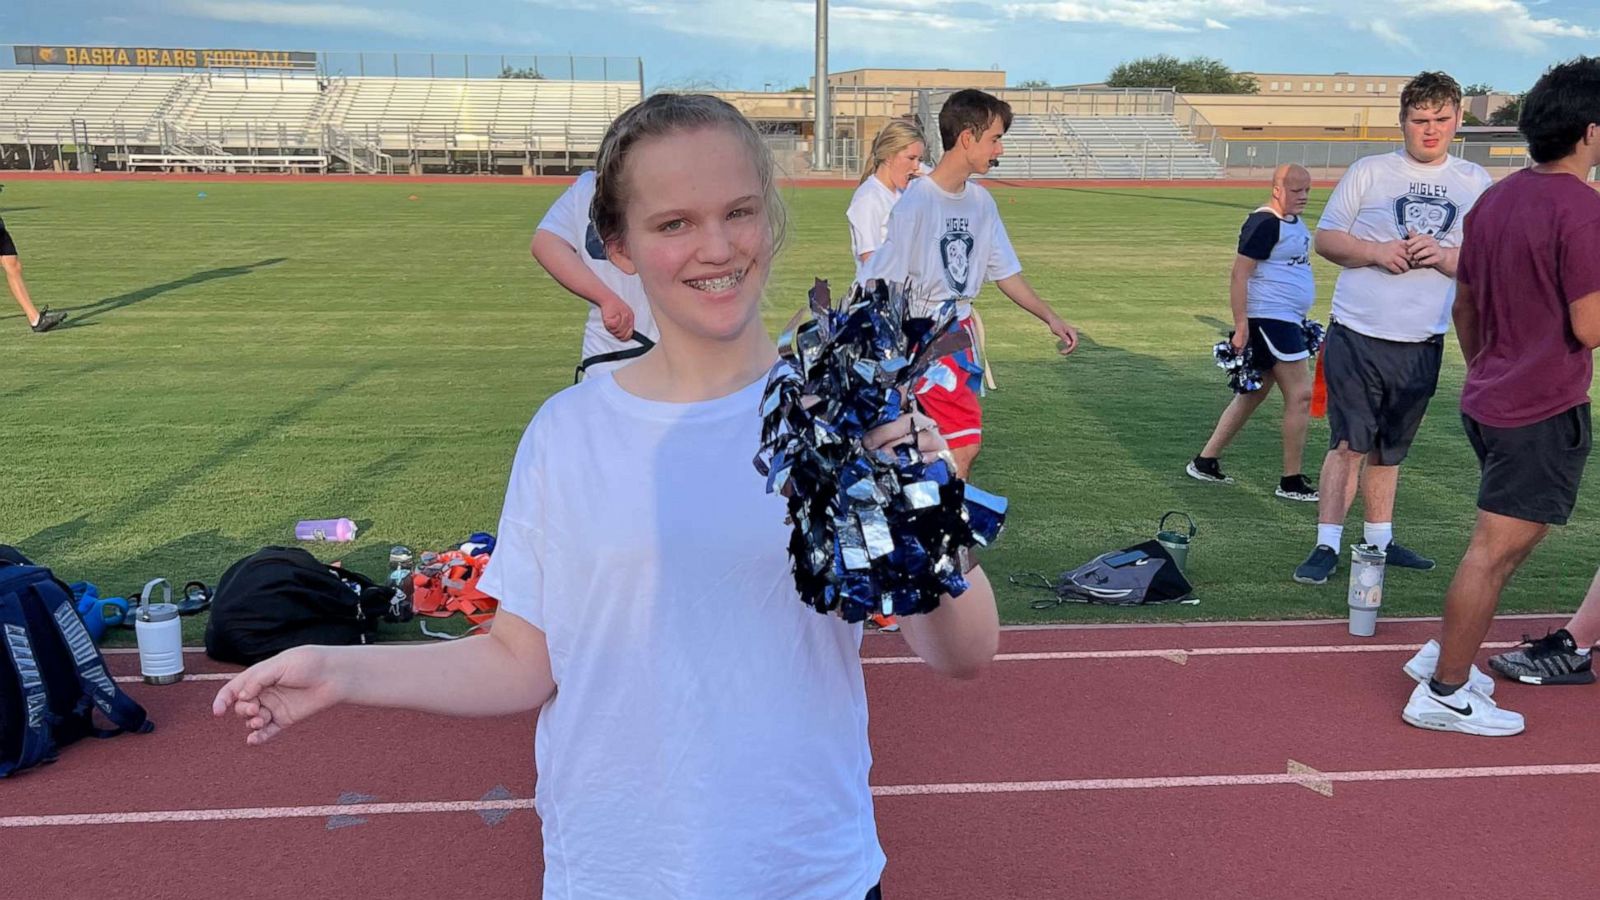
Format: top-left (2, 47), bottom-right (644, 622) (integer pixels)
top-left (205, 547), bottom-right (392, 666)
top-left (0, 549), bottom-right (153, 778)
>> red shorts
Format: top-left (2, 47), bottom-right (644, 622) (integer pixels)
top-left (917, 316), bottom-right (984, 449)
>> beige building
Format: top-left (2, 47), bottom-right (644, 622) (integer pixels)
top-left (1243, 72), bottom-right (1414, 98)
top-left (820, 68), bottom-right (1006, 91)
top-left (1465, 92), bottom-right (1520, 122)
top-left (1182, 94), bottom-right (1407, 139)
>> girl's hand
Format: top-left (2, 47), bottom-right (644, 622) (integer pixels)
top-left (212, 646), bottom-right (344, 746)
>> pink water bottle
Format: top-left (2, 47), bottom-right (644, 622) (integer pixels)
top-left (295, 517), bottom-right (358, 541)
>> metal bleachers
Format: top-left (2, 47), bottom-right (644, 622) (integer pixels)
top-left (1057, 114), bottom-right (1223, 179)
top-left (0, 71), bottom-right (184, 144)
top-left (328, 77), bottom-right (639, 154)
top-left (182, 74), bottom-right (324, 148)
top-left (1, 67), bottom-right (642, 173)
top-left (999, 113), bottom-right (1223, 180)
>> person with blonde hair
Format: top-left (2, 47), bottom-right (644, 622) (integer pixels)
top-left (846, 119), bottom-right (925, 273)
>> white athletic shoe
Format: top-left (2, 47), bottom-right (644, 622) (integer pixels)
top-left (1401, 682), bottom-right (1524, 737)
top-left (1402, 639), bottom-right (1495, 697)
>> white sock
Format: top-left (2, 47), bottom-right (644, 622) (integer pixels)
top-left (1577, 647), bottom-right (1592, 657)
top-left (1364, 521), bottom-right (1393, 551)
top-left (1316, 524), bottom-right (1343, 551)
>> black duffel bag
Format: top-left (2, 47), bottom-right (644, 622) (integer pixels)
top-left (205, 547), bottom-right (392, 666)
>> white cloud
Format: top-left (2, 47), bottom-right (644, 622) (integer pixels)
top-left (1364, 19), bottom-right (1419, 53)
top-left (172, 0), bottom-right (533, 44)
top-left (523, 0), bottom-right (990, 53)
top-left (1002, 0), bottom-right (1300, 33)
top-left (997, 0), bottom-right (1594, 49)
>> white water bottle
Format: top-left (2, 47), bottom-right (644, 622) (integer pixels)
top-left (135, 578), bottom-right (185, 685)
top-left (1346, 544), bottom-right (1386, 637)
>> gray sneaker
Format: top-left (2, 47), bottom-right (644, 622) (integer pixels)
top-left (29, 308), bottom-right (66, 333)
top-left (1293, 544), bottom-right (1338, 585)
top-left (1488, 630), bottom-right (1595, 685)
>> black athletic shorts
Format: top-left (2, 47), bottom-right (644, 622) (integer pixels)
top-left (1247, 317), bottom-right (1311, 364)
top-left (1323, 322), bottom-right (1443, 466)
top-left (0, 218), bottom-right (15, 257)
top-left (1464, 404), bottom-right (1591, 525)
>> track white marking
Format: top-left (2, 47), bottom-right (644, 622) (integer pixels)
top-left (107, 642), bottom-right (1524, 680)
top-left (868, 762), bottom-right (1600, 797)
top-left (112, 673), bottom-right (232, 684)
top-left (861, 641), bottom-right (1519, 665)
top-left (6, 762), bottom-right (1599, 828)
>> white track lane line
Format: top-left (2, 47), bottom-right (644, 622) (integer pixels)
top-left (92, 612), bottom-right (1573, 656)
top-left (6, 762), bottom-right (1599, 828)
top-left (110, 641), bottom-right (1525, 682)
top-left (861, 640), bottom-right (1519, 665)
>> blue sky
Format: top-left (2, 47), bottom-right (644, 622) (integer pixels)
top-left (4, 0), bottom-right (1597, 92)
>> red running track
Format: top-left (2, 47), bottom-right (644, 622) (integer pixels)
top-left (4, 616), bottom-right (1596, 899)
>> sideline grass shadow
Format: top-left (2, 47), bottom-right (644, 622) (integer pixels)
top-left (62, 257), bottom-right (288, 327)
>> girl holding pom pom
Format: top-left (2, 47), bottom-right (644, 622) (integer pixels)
top-left (214, 93), bottom-right (999, 900)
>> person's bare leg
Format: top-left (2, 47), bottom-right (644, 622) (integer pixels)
top-left (1273, 361), bottom-right (1312, 476)
top-left (1317, 444), bottom-right (1364, 528)
top-left (2, 256), bottom-right (39, 325)
top-left (1361, 459), bottom-right (1400, 524)
top-left (1199, 374), bottom-right (1276, 459)
top-left (952, 444), bottom-right (979, 480)
top-left (940, 441), bottom-right (979, 477)
top-left (1435, 509), bottom-right (1550, 683)
top-left (1561, 569), bottom-right (1600, 648)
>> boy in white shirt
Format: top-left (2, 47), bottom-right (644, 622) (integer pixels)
top-left (860, 89), bottom-right (1078, 477)
top-left (531, 171), bottom-right (659, 381)
top-left (1292, 71), bottom-right (1492, 586)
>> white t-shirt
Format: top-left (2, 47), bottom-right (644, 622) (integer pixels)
top-left (1317, 151), bottom-right (1492, 342)
top-left (857, 176), bottom-right (1023, 319)
top-left (1236, 207), bottom-right (1315, 322)
top-left (846, 175), bottom-right (900, 274)
top-left (477, 374), bottom-right (885, 900)
top-left (536, 172), bottom-right (658, 371)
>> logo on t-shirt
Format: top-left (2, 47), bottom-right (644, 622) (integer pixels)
top-left (1288, 233), bottom-right (1311, 266)
top-left (939, 217), bottom-right (974, 295)
top-left (1393, 188), bottom-right (1458, 239)
top-left (584, 222), bottom-right (607, 261)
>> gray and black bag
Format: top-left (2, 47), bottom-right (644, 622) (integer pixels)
top-left (1018, 540), bottom-right (1195, 608)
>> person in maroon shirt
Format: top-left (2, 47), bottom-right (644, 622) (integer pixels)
top-left (1400, 56), bottom-right (1600, 737)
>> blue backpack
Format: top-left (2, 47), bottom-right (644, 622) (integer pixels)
top-left (0, 551), bottom-right (153, 778)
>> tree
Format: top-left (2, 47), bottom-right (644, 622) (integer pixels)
top-left (786, 84), bottom-right (812, 93)
top-left (1462, 110), bottom-right (1484, 126)
top-left (1014, 79), bottom-right (1051, 89)
top-left (499, 66), bottom-right (545, 80)
top-left (1488, 95), bottom-right (1523, 127)
top-left (1463, 82), bottom-right (1493, 96)
top-left (1106, 55), bottom-right (1258, 94)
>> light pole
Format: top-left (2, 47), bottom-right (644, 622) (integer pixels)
top-left (812, 0), bottom-right (829, 173)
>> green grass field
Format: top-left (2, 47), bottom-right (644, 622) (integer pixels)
top-left (3, 178), bottom-right (1595, 643)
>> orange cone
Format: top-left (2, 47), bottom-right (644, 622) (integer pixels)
top-left (1310, 345), bottom-right (1328, 419)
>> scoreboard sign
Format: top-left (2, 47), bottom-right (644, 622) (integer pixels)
top-left (13, 45), bottom-right (317, 71)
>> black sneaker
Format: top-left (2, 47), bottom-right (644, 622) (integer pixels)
top-left (1185, 455), bottom-right (1233, 484)
top-left (1275, 474), bottom-right (1319, 502)
top-left (1488, 629), bottom-right (1595, 685)
top-left (29, 308), bottom-right (66, 333)
top-left (1384, 541), bottom-right (1435, 571)
top-left (1293, 544), bottom-right (1338, 585)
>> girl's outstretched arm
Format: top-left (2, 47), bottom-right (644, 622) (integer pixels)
top-left (212, 610), bottom-right (556, 745)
